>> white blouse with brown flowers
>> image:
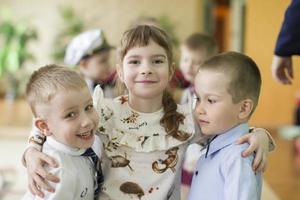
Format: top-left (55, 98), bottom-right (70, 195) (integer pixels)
top-left (93, 86), bottom-right (196, 200)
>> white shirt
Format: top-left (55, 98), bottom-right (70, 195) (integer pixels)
top-left (23, 137), bottom-right (96, 200)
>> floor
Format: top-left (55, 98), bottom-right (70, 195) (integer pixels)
top-left (0, 138), bottom-right (28, 200)
top-left (0, 99), bottom-right (299, 199)
top-left (264, 131), bottom-right (300, 200)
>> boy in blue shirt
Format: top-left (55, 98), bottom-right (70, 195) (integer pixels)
top-left (188, 52), bottom-right (262, 200)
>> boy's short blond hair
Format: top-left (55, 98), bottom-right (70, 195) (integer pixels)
top-left (26, 64), bottom-right (87, 117)
top-left (199, 51), bottom-right (261, 114)
top-left (183, 33), bottom-right (218, 57)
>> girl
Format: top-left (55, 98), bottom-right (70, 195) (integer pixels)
top-left (24, 25), bottom-right (273, 200)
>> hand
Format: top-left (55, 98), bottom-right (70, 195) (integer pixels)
top-left (236, 128), bottom-right (270, 173)
top-left (271, 55), bottom-right (293, 84)
top-left (24, 147), bottom-right (60, 198)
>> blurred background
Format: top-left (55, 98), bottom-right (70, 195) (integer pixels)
top-left (0, 0), bottom-right (300, 199)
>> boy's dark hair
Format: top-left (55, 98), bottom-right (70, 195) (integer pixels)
top-left (199, 51), bottom-right (261, 114)
top-left (184, 33), bottom-right (218, 57)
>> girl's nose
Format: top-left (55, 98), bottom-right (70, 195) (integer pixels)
top-left (141, 71), bottom-right (153, 75)
top-left (140, 61), bottom-right (154, 75)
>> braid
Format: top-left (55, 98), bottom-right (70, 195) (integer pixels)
top-left (160, 91), bottom-right (190, 141)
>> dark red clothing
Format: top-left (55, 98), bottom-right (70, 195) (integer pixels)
top-left (170, 69), bottom-right (191, 89)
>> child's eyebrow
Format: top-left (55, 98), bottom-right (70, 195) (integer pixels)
top-left (63, 98), bottom-right (93, 112)
top-left (127, 55), bottom-right (141, 59)
top-left (62, 106), bottom-right (77, 113)
top-left (84, 98), bottom-right (93, 104)
top-left (152, 54), bottom-right (167, 59)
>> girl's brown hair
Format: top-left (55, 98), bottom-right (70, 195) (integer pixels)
top-left (119, 25), bottom-right (188, 141)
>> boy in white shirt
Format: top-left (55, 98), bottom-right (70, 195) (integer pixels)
top-left (22, 64), bottom-right (102, 200)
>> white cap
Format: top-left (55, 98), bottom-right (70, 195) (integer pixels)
top-left (64, 29), bottom-right (111, 65)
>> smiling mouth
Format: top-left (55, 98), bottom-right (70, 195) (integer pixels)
top-left (76, 130), bottom-right (94, 140)
top-left (135, 80), bottom-right (158, 83)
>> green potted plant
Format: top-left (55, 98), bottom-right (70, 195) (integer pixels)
top-left (52, 6), bottom-right (84, 62)
top-left (0, 18), bottom-right (38, 100)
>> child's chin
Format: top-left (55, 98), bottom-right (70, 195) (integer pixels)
top-left (79, 143), bottom-right (93, 149)
top-left (199, 128), bottom-right (211, 135)
top-left (202, 132), bottom-right (212, 136)
top-left (79, 136), bottom-right (95, 149)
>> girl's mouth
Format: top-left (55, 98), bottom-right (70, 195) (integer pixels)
top-left (135, 80), bottom-right (158, 83)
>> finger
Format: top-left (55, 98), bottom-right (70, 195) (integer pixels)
top-left (242, 142), bottom-right (257, 157)
top-left (28, 183), bottom-right (35, 195)
top-left (45, 173), bottom-right (60, 183)
top-left (29, 179), bottom-right (44, 198)
top-left (278, 69), bottom-right (292, 84)
top-left (35, 166), bottom-right (48, 179)
top-left (279, 78), bottom-right (290, 85)
top-left (276, 70), bottom-right (289, 84)
top-left (235, 134), bottom-right (250, 145)
top-left (262, 160), bottom-right (268, 173)
top-left (33, 174), bottom-right (55, 192)
top-left (41, 154), bottom-right (59, 167)
top-left (35, 167), bottom-right (59, 183)
top-left (287, 65), bottom-right (294, 79)
top-left (255, 156), bottom-right (265, 172)
top-left (252, 149), bottom-right (263, 171)
top-left (282, 78), bottom-right (292, 85)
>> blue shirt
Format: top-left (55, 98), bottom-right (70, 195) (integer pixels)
top-left (188, 123), bottom-right (262, 200)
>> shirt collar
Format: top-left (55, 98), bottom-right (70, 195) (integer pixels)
top-left (46, 137), bottom-right (87, 156)
top-left (205, 123), bottom-right (249, 157)
top-left (85, 77), bottom-right (94, 94)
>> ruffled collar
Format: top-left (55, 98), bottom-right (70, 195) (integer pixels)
top-left (94, 86), bottom-right (196, 152)
top-left (101, 99), bottom-right (195, 152)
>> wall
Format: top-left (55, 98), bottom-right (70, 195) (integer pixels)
top-left (1, 0), bottom-right (203, 70)
top-left (3, 0), bottom-right (296, 128)
top-left (245, 0), bottom-right (300, 127)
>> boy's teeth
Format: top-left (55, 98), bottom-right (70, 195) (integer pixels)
top-left (80, 131), bottom-right (91, 136)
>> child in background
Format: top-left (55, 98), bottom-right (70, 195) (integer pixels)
top-left (23, 26), bottom-right (273, 200)
top-left (179, 33), bottom-right (218, 104)
top-left (22, 65), bottom-right (102, 200)
top-left (189, 52), bottom-right (263, 200)
top-left (64, 29), bottom-right (117, 97)
top-left (180, 33), bottom-right (218, 198)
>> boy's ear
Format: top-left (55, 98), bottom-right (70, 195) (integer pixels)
top-left (169, 63), bottom-right (175, 81)
top-left (79, 59), bottom-right (89, 69)
top-left (238, 99), bottom-right (253, 120)
top-left (34, 118), bottom-right (52, 136)
top-left (116, 64), bottom-right (124, 82)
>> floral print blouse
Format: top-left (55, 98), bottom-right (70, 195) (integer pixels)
top-left (93, 86), bottom-right (196, 200)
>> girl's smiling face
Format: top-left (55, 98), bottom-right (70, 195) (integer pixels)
top-left (119, 40), bottom-right (172, 101)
